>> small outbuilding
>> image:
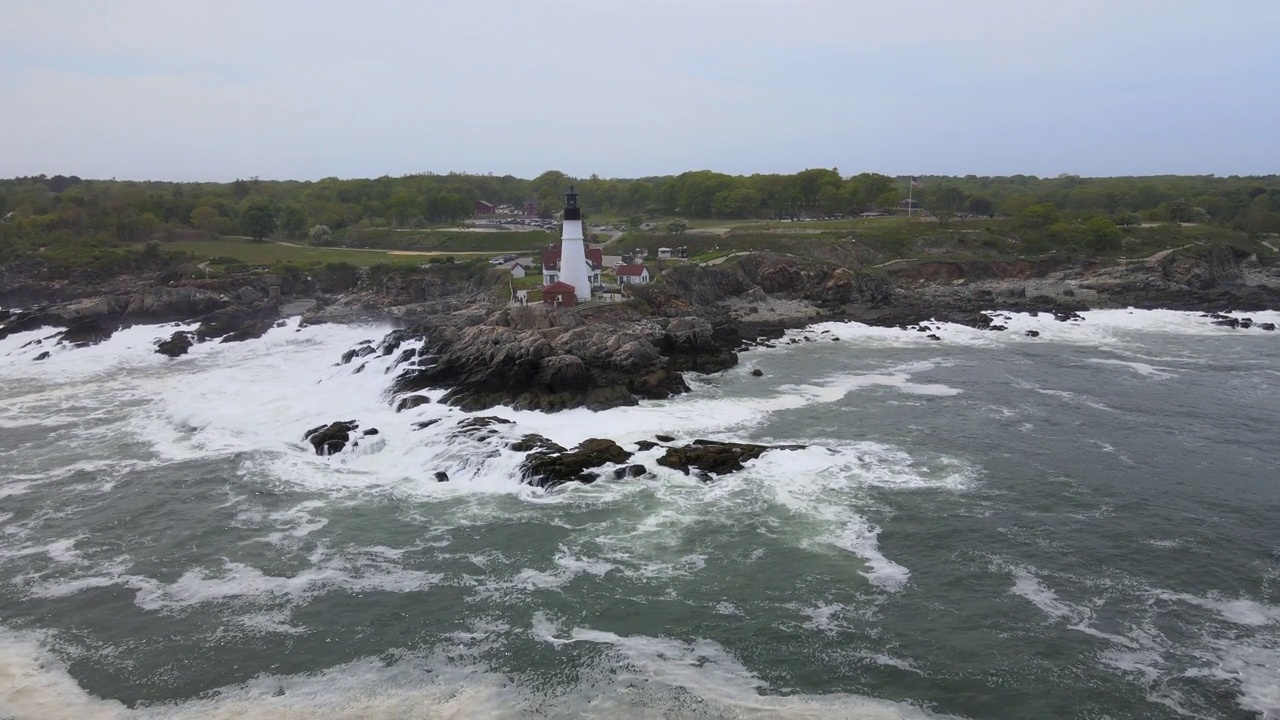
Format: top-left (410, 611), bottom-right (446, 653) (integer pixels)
top-left (616, 264), bottom-right (650, 285)
top-left (510, 263), bottom-right (527, 279)
top-left (541, 280), bottom-right (578, 307)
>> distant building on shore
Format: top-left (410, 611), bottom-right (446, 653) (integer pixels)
top-left (473, 200), bottom-right (496, 216)
top-left (616, 265), bottom-right (650, 286)
top-left (542, 187), bottom-right (594, 302)
top-left (541, 280), bottom-right (578, 307)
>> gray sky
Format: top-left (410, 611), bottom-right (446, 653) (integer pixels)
top-left (2, 0), bottom-right (1277, 181)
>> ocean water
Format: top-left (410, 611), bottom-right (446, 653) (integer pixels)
top-left (1, 309), bottom-right (1278, 719)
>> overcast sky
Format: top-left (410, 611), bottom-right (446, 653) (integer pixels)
top-left (2, 0), bottom-right (1277, 181)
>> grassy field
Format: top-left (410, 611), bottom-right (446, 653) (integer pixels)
top-left (154, 238), bottom-right (484, 267)
top-left (336, 228), bottom-right (552, 253)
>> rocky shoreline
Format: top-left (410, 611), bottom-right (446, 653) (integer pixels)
top-left (3, 245), bottom-right (1278, 490)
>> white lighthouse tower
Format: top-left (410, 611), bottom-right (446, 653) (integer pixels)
top-left (558, 186), bottom-right (592, 302)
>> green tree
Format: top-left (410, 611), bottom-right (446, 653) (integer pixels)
top-left (1115, 211), bottom-right (1142, 228)
top-left (667, 218), bottom-right (688, 234)
top-left (308, 224), bottom-right (333, 246)
top-left (1017, 203), bottom-right (1061, 230)
top-left (930, 186), bottom-right (966, 227)
top-left (241, 203), bottom-right (276, 241)
top-left (1082, 217), bottom-right (1124, 252)
top-left (1167, 198), bottom-right (1195, 223)
top-left (279, 206), bottom-right (308, 238)
top-left (967, 196), bottom-right (994, 216)
top-left (712, 188), bottom-right (761, 218)
top-left (190, 205), bottom-right (220, 236)
top-left (138, 212), bottom-right (161, 241)
top-left (874, 189), bottom-right (901, 211)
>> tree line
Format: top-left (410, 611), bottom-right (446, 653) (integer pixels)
top-left (2, 169), bottom-right (1278, 256)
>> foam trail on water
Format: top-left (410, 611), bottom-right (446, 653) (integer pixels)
top-left (0, 626), bottom-right (962, 720)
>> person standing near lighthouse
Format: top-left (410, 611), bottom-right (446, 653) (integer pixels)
top-left (558, 186), bottom-right (592, 303)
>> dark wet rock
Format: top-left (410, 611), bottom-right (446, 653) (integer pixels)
top-left (612, 464), bottom-right (648, 479)
top-left (656, 439), bottom-right (807, 477)
top-left (655, 434), bottom-right (676, 442)
top-left (378, 329), bottom-right (412, 357)
top-left (452, 416), bottom-right (514, 442)
top-left (155, 331), bottom-right (196, 357)
top-left (220, 318), bottom-right (277, 343)
top-left (1260, 323), bottom-right (1276, 331)
top-left (197, 301), bottom-right (280, 342)
top-left (352, 362), bottom-right (367, 375)
top-left (1025, 330), bottom-right (1040, 338)
top-left (58, 316), bottom-right (122, 347)
top-left (0, 311), bottom-right (55, 342)
top-left (521, 438), bottom-right (633, 489)
top-left (1212, 318), bottom-right (1240, 328)
top-left (927, 334), bottom-right (941, 341)
top-left (508, 434), bottom-right (565, 454)
top-left (393, 347), bottom-right (417, 368)
top-left (635, 440), bottom-right (660, 451)
top-left (989, 325), bottom-right (1007, 332)
top-left (34, 351), bottom-right (50, 361)
top-left (387, 309), bottom-right (713, 413)
top-left (1054, 311), bottom-right (1084, 322)
top-left (304, 420), bottom-right (360, 456)
top-left (412, 419), bottom-right (442, 431)
top-left (750, 368), bottom-right (764, 377)
top-left (1239, 318), bottom-right (1254, 329)
top-left (395, 395), bottom-right (432, 413)
top-left (361, 428), bottom-right (379, 436)
top-left (831, 337), bottom-right (840, 341)
top-left (341, 345), bottom-right (377, 365)
top-left (434, 471), bottom-right (449, 483)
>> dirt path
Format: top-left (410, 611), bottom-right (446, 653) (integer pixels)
top-left (270, 240), bottom-right (489, 257)
top-left (1141, 243), bottom-right (1197, 262)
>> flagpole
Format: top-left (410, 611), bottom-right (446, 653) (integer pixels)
top-left (908, 176), bottom-right (913, 219)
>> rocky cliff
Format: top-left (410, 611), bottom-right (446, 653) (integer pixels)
top-left (381, 305), bottom-right (736, 413)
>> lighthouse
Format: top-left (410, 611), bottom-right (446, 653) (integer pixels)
top-left (557, 186), bottom-right (592, 302)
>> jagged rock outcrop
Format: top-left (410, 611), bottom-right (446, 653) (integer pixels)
top-left (656, 440), bottom-right (807, 478)
top-left (520, 438), bottom-right (633, 489)
top-left (385, 306), bottom-right (735, 413)
top-left (395, 394), bottom-right (432, 412)
top-left (155, 331), bottom-right (196, 357)
top-left (303, 420), bottom-right (360, 456)
top-left (198, 301), bottom-right (281, 342)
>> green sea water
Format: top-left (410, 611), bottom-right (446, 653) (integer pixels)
top-left (1, 309), bottom-right (1277, 719)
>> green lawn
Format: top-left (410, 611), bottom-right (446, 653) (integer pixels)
top-left (155, 238), bottom-right (475, 267)
top-left (337, 228), bottom-right (552, 253)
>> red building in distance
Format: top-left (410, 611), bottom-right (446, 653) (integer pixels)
top-left (541, 281), bottom-right (578, 307)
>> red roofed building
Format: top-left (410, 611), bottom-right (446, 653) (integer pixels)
top-left (473, 200), bottom-right (496, 216)
top-left (541, 281), bottom-right (578, 307)
top-left (541, 245), bottom-right (604, 287)
top-left (615, 264), bottom-right (650, 285)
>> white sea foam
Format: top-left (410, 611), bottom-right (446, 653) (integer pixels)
top-left (1008, 567), bottom-right (1087, 623)
top-left (1085, 358), bottom-right (1178, 379)
top-left (0, 619), bottom-right (954, 719)
top-left (1157, 591), bottom-right (1280, 627)
top-left (510, 548), bottom-right (616, 589)
top-left (806, 308), bottom-right (1280, 351)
